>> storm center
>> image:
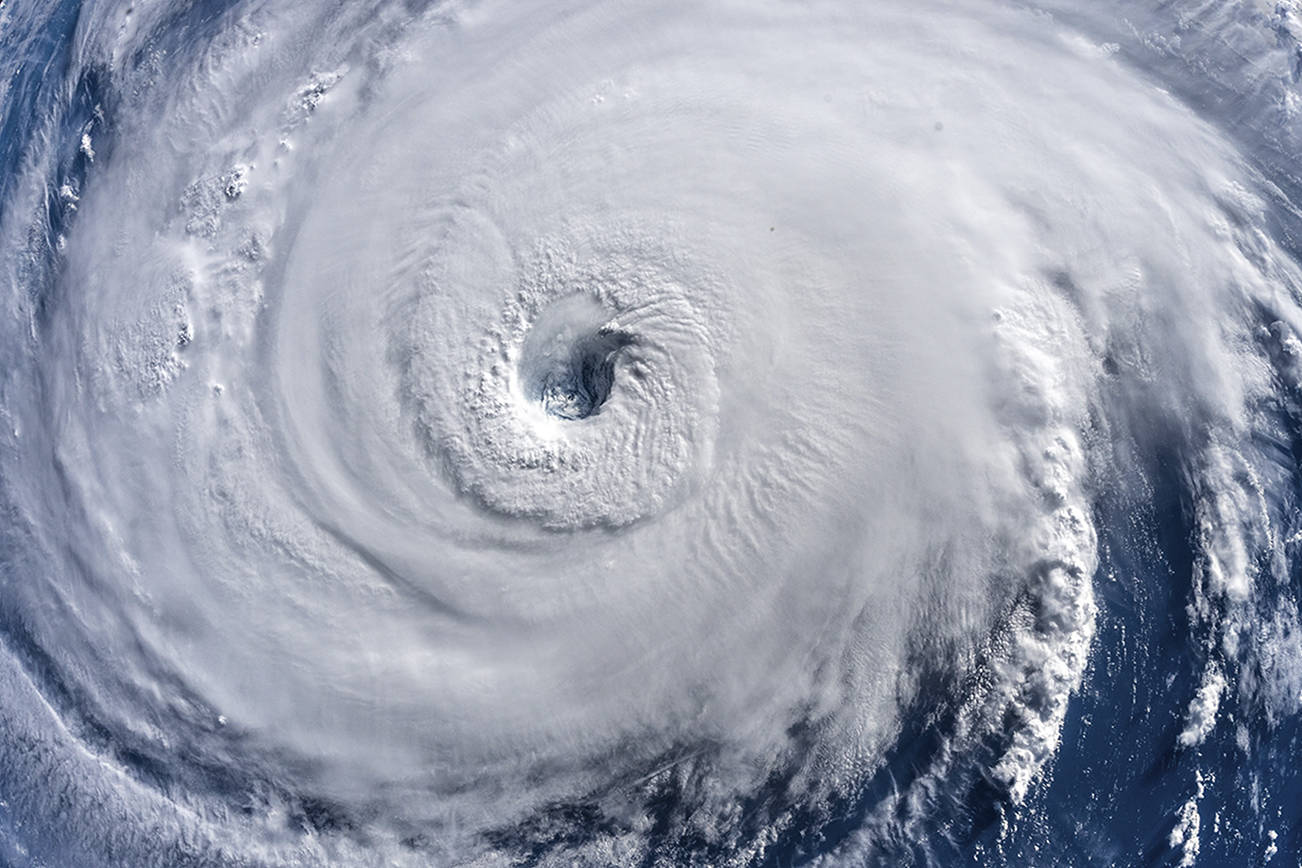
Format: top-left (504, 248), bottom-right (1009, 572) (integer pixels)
top-left (518, 295), bottom-right (634, 422)
top-left (537, 328), bottom-right (632, 420)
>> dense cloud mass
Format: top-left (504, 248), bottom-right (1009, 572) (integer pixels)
top-left (2, 0), bottom-right (1302, 865)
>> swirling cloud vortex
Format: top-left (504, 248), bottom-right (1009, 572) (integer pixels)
top-left (2, 0), bottom-right (1301, 865)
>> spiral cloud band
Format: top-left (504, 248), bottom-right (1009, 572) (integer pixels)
top-left (2, 0), bottom-right (1302, 864)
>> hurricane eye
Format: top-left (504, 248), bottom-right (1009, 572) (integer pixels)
top-left (535, 328), bottom-right (632, 420)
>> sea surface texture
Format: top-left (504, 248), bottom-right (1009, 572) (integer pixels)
top-left (1, 0), bottom-right (1302, 865)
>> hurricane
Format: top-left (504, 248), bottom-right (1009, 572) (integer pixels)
top-left (1, 0), bottom-right (1301, 865)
